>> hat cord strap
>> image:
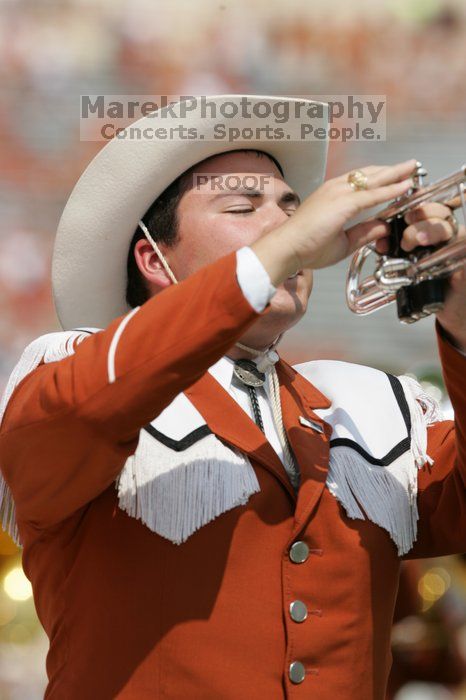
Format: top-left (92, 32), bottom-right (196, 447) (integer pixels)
top-left (138, 220), bottom-right (179, 285)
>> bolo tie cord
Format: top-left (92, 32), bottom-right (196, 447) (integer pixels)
top-left (246, 385), bottom-right (265, 433)
top-left (234, 339), bottom-right (301, 493)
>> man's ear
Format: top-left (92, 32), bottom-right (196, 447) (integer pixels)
top-left (134, 238), bottom-right (172, 291)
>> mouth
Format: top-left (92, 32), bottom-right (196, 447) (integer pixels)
top-left (286, 270), bottom-right (302, 280)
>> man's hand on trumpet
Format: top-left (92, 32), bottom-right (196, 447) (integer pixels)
top-left (251, 159), bottom-right (418, 282)
top-left (375, 200), bottom-right (466, 351)
top-left (251, 158), bottom-right (465, 347)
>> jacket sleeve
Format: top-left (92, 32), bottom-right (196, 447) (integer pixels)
top-left (0, 250), bottom-right (270, 530)
top-left (403, 321), bottom-right (466, 558)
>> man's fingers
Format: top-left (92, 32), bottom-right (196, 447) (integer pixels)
top-left (374, 221), bottom-right (465, 255)
top-left (401, 218), bottom-right (455, 251)
top-left (404, 202), bottom-right (452, 225)
top-left (333, 165), bottom-right (384, 185)
top-left (345, 219), bottom-right (390, 254)
top-left (374, 237), bottom-right (390, 255)
top-left (334, 159), bottom-right (417, 189)
top-left (368, 159), bottom-right (418, 188)
top-left (354, 178), bottom-right (413, 210)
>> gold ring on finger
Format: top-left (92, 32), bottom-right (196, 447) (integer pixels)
top-left (446, 212), bottom-right (459, 238)
top-left (347, 170), bottom-right (368, 191)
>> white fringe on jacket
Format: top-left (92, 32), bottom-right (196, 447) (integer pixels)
top-left (0, 329), bottom-right (98, 546)
top-left (0, 330), bottom-right (442, 554)
top-left (117, 429), bottom-right (260, 544)
top-left (325, 374), bottom-right (442, 556)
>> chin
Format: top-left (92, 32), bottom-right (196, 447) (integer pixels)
top-left (273, 277), bottom-right (310, 315)
top-left (267, 289), bottom-right (308, 329)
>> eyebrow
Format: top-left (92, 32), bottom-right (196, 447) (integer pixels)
top-left (211, 188), bottom-right (301, 206)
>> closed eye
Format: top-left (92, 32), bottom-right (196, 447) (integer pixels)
top-left (226, 207), bottom-right (297, 216)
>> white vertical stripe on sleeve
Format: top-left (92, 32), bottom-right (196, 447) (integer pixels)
top-left (107, 306), bottom-right (141, 384)
top-left (235, 246), bottom-right (277, 313)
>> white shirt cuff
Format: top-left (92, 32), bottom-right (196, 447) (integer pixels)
top-left (235, 246), bottom-right (277, 313)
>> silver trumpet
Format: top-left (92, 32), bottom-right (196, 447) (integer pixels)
top-left (346, 163), bottom-right (466, 323)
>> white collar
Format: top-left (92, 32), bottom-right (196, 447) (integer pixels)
top-left (207, 355), bottom-right (236, 393)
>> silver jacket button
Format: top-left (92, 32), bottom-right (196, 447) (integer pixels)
top-left (289, 541), bottom-right (309, 563)
top-left (289, 600), bottom-right (308, 622)
top-left (289, 661), bottom-right (306, 684)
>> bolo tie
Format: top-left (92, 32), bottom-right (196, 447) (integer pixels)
top-left (232, 346), bottom-right (301, 493)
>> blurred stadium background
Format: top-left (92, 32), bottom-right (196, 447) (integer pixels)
top-left (1, 0), bottom-right (466, 697)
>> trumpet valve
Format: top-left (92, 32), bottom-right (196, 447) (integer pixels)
top-left (374, 257), bottom-right (415, 290)
top-left (413, 161), bottom-right (428, 189)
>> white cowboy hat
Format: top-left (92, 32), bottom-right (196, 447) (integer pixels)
top-left (52, 94), bottom-right (329, 330)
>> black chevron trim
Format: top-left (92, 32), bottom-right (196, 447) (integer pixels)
top-left (143, 423), bottom-right (212, 451)
top-left (386, 373), bottom-right (412, 435)
top-left (329, 437), bottom-right (411, 466)
top-left (329, 372), bottom-right (412, 466)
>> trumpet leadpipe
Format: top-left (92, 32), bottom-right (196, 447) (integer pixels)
top-left (374, 166), bottom-right (466, 221)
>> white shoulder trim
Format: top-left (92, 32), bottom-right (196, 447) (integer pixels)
top-left (0, 327), bottom-right (102, 546)
top-left (293, 359), bottom-right (443, 556)
top-left (107, 307), bottom-right (140, 383)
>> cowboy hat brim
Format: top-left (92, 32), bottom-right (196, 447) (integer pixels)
top-left (52, 94), bottom-right (329, 330)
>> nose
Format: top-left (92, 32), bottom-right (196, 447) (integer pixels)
top-left (259, 201), bottom-right (292, 237)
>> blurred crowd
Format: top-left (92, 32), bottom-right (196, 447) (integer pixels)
top-left (0, 0), bottom-right (465, 385)
top-left (1, 0), bottom-right (466, 697)
top-left (1, 0), bottom-right (466, 392)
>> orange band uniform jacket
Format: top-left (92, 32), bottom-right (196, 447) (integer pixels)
top-left (0, 250), bottom-right (465, 699)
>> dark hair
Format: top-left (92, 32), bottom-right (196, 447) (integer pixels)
top-left (125, 149), bottom-right (284, 308)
